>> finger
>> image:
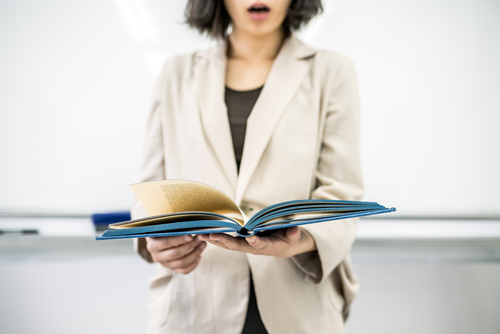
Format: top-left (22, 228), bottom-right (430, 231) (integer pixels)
top-left (246, 235), bottom-right (270, 251)
top-left (210, 233), bottom-right (256, 253)
top-left (197, 234), bottom-right (210, 242)
top-left (206, 239), bottom-right (229, 249)
top-left (286, 226), bottom-right (301, 240)
top-left (258, 227), bottom-right (300, 243)
top-left (153, 239), bottom-right (203, 263)
top-left (146, 235), bottom-right (193, 253)
top-left (175, 257), bottom-right (201, 275)
top-left (246, 227), bottom-right (301, 253)
top-left (163, 242), bottom-right (207, 270)
top-left (265, 227), bottom-right (292, 241)
top-left (199, 234), bottom-right (227, 247)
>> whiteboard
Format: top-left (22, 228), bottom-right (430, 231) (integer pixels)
top-left (0, 0), bottom-right (499, 216)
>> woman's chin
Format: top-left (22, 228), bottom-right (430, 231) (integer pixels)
top-left (234, 23), bottom-right (283, 38)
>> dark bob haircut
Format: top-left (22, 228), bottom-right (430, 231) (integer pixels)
top-left (185, 0), bottom-right (323, 40)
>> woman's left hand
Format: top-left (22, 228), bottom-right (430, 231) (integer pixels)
top-left (197, 226), bottom-right (316, 258)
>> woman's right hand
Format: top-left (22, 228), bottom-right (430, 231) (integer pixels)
top-left (146, 235), bottom-right (207, 274)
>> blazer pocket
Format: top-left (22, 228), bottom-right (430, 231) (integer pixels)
top-left (325, 269), bottom-right (345, 313)
top-left (147, 267), bottom-right (177, 329)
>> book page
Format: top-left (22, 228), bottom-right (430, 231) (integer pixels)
top-left (130, 180), bottom-right (244, 225)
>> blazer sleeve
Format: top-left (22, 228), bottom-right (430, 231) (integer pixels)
top-left (131, 64), bottom-right (168, 263)
top-left (291, 56), bottom-right (364, 284)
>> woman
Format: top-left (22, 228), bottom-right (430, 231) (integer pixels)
top-left (132, 0), bottom-right (363, 333)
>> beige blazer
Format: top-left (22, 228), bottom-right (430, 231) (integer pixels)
top-left (132, 34), bottom-right (363, 334)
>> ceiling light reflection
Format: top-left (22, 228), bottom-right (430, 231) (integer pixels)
top-left (114, 0), bottom-right (159, 45)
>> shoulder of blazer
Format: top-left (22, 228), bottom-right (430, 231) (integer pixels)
top-left (310, 49), bottom-right (357, 95)
top-left (156, 46), bottom-right (216, 84)
top-left (313, 49), bottom-right (354, 75)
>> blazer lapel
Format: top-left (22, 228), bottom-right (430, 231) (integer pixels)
top-left (235, 35), bottom-right (316, 204)
top-left (194, 43), bottom-right (239, 191)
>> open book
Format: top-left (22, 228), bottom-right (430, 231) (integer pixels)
top-left (96, 179), bottom-right (396, 240)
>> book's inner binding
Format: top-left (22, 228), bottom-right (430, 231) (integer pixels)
top-left (96, 179), bottom-right (396, 240)
top-left (97, 205), bottom-right (396, 239)
top-left (100, 180), bottom-right (397, 238)
top-left (105, 200), bottom-right (391, 237)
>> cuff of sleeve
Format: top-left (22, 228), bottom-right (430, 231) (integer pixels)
top-left (291, 250), bottom-right (322, 283)
top-left (299, 218), bottom-right (358, 284)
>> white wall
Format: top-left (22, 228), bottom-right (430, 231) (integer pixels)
top-left (1, 0), bottom-right (499, 216)
top-left (301, 0), bottom-right (500, 215)
top-left (0, 0), bottom-right (213, 213)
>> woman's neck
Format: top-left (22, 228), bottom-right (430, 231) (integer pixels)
top-left (227, 28), bottom-right (284, 61)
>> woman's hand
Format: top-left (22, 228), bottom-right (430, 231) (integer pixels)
top-left (146, 235), bottom-right (207, 274)
top-left (198, 227), bottom-right (316, 258)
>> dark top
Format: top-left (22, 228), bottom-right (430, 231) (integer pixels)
top-left (225, 86), bottom-right (263, 169)
top-left (225, 85), bottom-right (268, 334)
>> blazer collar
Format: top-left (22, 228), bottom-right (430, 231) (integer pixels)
top-left (194, 33), bottom-right (316, 61)
top-left (193, 34), bottom-right (316, 202)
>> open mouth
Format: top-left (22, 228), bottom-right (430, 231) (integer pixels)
top-left (247, 3), bottom-right (270, 21)
top-left (248, 3), bottom-right (270, 14)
